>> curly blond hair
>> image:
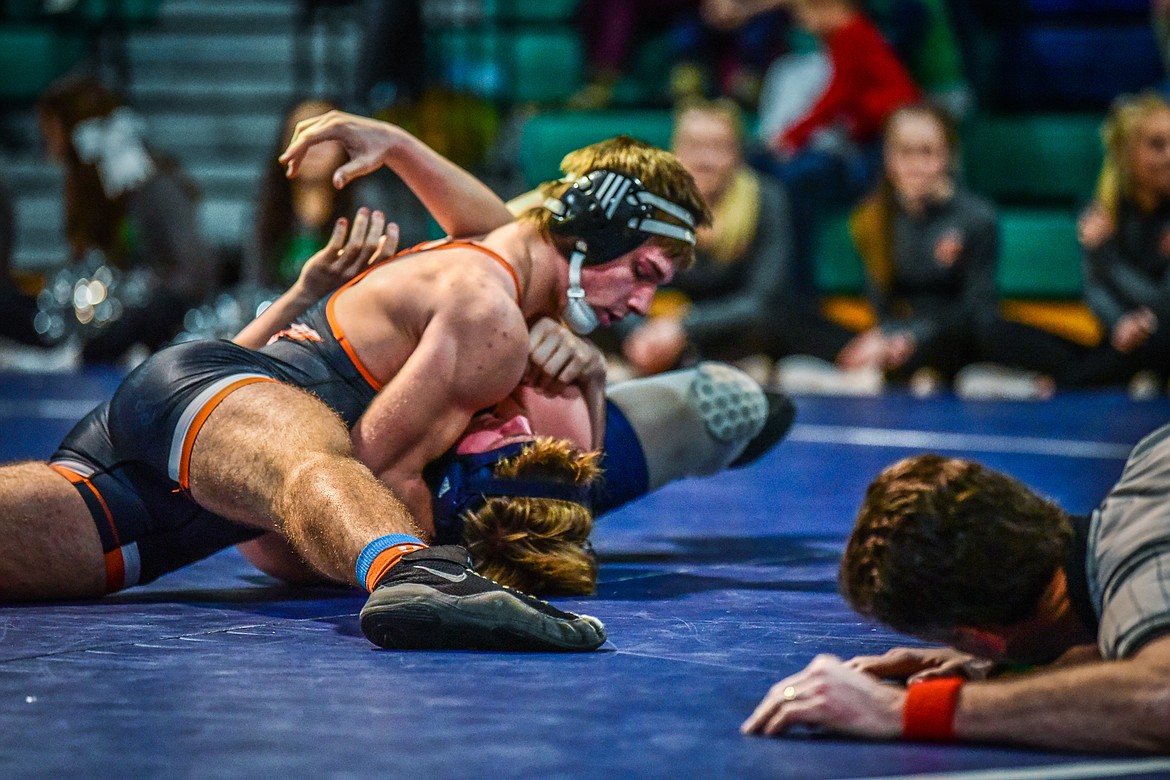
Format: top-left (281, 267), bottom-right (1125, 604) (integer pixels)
top-left (460, 437), bottom-right (602, 596)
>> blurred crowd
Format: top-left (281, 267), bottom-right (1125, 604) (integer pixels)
top-left (1, 0), bottom-right (1169, 400)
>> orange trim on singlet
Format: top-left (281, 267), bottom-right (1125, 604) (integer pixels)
top-left (324, 239), bottom-right (523, 393)
top-left (50, 463), bottom-right (124, 593)
top-left (103, 550), bottom-right (126, 595)
top-left (177, 376), bottom-right (278, 491)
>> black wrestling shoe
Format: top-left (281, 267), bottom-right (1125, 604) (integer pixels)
top-left (730, 391), bottom-right (796, 468)
top-left (359, 545), bottom-right (607, 652)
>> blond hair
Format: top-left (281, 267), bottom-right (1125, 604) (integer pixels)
top-left (460, 437), bottom-right (602, 596)
top-left (1096, 91), bottom-right (1170, 218)
top-left (673, 96), bottom-right (745, 143)
top-left (517, 135), bottom-right (712, 270)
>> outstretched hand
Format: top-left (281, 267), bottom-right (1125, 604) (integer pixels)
top-left (741, 654), bottom-right (905, 739)
top-left (296, 208), bottom-right (399, 300)
top-left (279, 110), bottom-right (401, 189)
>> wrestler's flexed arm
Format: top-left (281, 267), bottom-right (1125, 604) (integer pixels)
top-left (350, 296), bottom-right (530, 528)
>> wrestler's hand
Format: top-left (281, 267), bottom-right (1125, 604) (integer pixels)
top-left (846, 646), bottom-right (994, 684)
top-left (279, 110), bottom-right (402, 189)
top-left (525, 316), bottom-right (607, 393)
top-left (741, 654), bottom-right (905, 738)
top-left (622, 317), bottom-right (687, 376)
top-left (295, 208), bottom-right (399, 300)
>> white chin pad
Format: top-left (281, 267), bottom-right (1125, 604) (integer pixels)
top-left (687, 362), bottom-right (768, 443)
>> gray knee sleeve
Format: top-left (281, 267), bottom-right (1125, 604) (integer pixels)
top-left (607, 362), bottom-right (767, 491)
top-left (687, 362), bottom-right (769, 444)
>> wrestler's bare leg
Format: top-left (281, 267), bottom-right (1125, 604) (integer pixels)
top-left (187, 381), bottom-right (426, 586)
top-left (0, 463), bottom-right (105, 601)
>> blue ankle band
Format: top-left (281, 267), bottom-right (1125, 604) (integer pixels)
top-left (355, 534), bottom-right (425, 586)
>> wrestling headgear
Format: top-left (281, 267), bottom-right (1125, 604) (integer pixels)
top-left (544, 169), bottom-right (697, 335)
top-left (426, 442), bottom-right (593, 545)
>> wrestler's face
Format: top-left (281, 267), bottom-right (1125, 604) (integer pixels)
top-left (885, 112), bottom-right (952, 206)
top-left (1130, 108), bottom-right (1170, 199)
top-left (456, 406), bottom-right (535, 455)
top-left (578, 243), bottom-right (676, 327)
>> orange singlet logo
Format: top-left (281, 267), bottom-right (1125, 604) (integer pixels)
top-left (267, 323), bottom-right (323, 346)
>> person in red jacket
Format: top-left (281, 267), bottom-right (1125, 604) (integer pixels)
top-left (775, 0), bottom-right (921, 156)
top-left (757, 0), bottom-right (921, 292)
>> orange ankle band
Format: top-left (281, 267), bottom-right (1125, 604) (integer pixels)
top-left (363, 543), bottom-right (427, 592)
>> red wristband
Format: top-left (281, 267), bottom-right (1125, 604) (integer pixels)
top-left (902, 677), bottom-right (964, 741)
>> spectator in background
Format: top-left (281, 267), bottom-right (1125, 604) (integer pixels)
top-left (249, 99), bottom-right (356, 289)
top-left (1022, 92), bottom-right (1170, 395)
top-left (756, 0), bottom-right (921, 292)
top-left (622, 99), bottom-right (861, 380)
top-left (839, 103), bottom-right (1053, 398)
top-left (37, 74), bottom-right (216, 363)
top-left (670, 0), bottom-right (790, 106)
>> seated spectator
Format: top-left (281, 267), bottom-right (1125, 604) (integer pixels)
top-left (840, 103), bottom-right (1052, 398)
top-left (1009, 92), bottom-right (1170, 395)
top-left (621, 99), bottom-right (861, 379)
top-left (247, 99), bottom-right (356, 289)
top-left (571, 0), bottom-right (701, 108)
top-left (36, 74), bottom-right (216, 363)
top-left (755, 0), bottom-right (922, 291)
top-left (670, 0), bottom-right (790, 106)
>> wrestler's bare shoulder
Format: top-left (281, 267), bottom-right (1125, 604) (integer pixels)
top-left (359, 246), bottom-right (521, 317)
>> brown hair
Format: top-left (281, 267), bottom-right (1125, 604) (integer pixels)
top-left (38, 75), bottom-right (129, 260)
top-left (851, 103), bottom-right (960, 291)
top-left (255, 98), bottom-right (354, 286)
top-left (37, 73), bottom-right (196, 265)
top-left (840, 454), bottom-right (1071, 635)
top-left (1095, 91), bottom-right (1170, 218)
top-left (460, 437), bottom-right (602, 596)
top-left (516, 135), bottom-right (712, 270)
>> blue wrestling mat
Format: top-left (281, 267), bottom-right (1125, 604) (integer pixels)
top-left (3, 368), bottom-right (1170, 779)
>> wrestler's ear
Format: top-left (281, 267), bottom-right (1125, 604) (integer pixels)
top-left (950, 626), bottom-right (1009, 661)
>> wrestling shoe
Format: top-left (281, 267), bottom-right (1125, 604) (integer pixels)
top-left (730, 391), bottom-right (796, 468)
top-left (359, 545), bottom-right (607, 652)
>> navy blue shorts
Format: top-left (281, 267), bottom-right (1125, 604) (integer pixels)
top-left (54, 336), bottom-right (377, 592)
top-left (51, 403), bottom-right (263, 593)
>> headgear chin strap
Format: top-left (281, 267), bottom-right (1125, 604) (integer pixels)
top-left (544, 169), bottom-right (697, 335)
top-left (564, 242), bottom-right (600, 335)
top-left (425, 442), bottom-right (593, 545)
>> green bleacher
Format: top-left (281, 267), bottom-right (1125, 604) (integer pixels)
top-left (997, 209), bottom-right (1084, 299)
top-left (962, 114), bottom-right (1102, 207)
top-left (0, 24), bottom-right (85, 101)
top-left (0, 0), bottom-right (163, 102)
top-left (519, 111), bottom-right (674, 185)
